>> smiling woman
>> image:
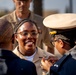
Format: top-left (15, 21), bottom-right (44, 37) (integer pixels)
top-left (14, 19), bottom-right (39, 56)
top-left (13, 18), bottom-right (55, 75)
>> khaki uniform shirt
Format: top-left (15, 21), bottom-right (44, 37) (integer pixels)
top-left (0, 11), bottom-right (53, 49)
top-left (13, 46), bottom-right (54, 75)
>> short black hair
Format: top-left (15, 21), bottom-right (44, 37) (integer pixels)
top-left (14, 19), bottom-right (38, 33)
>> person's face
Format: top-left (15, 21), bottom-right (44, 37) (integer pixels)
top-left (52, 37), bottom-right (61, 52)
top-left (15, 22), bottom-right (39, 55)
top-left (13, 0), bottom-right (31, 14)
top-left (52, 37), bottom-right (65, 55)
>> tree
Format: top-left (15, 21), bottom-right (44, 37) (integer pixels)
top-left (33, 0), bottom-right (43, 16)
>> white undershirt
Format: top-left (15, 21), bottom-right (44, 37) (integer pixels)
top-left (24, 50), bottom-right (37, 62)
top-left (18, 17), bottom-right (22, 21)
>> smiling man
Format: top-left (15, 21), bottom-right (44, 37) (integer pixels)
top-left (13, 19), bottom-right (55, 75)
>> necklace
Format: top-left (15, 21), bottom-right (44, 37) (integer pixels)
top-left (17, 49), bottom-right (25, 56)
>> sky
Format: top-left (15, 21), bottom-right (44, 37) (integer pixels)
top-left (0, 0), bottom-right (76, 13)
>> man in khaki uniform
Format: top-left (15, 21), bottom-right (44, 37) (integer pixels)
top-left (13, 19), bottom-right (55, 75)
top-left (0, 0), bottom-right (53, 53)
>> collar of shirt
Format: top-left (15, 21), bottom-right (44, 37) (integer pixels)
top-left (17, 17), bottom-right (22, 21)
top-left (25, 49), bottom-right (37, 61)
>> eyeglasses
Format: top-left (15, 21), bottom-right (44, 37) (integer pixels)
top-left (51, 39), bottom-right (59, 46)
top-left (51, 38), bottom-right (70, 46)
top-left (15, 31), bottom-right (38, 37)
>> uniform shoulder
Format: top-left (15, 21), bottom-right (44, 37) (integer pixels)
top-left (0, 13), bottom-right (10, 19)
top-left (37, 47), bottom-right (54, 57)
top-left (15, 58), bottom-right (36, 70)
top-left (0, 11), bottom-right (14, 21)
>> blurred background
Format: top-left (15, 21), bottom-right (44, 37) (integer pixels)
top-left (0, 0), bottom-right (76, 17)
top-left (0, 0), bottom-right (76, 53)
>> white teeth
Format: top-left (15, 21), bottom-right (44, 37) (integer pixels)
top-left (27, 42), bottom-right (33, 44)
top-left (25, 41), bottom-right (33, 44)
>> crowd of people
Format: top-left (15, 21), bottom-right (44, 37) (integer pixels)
top-left (0, 0), bottom-right (76, 75)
